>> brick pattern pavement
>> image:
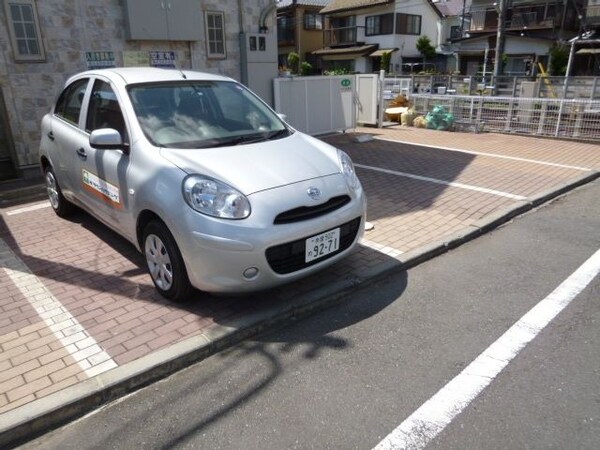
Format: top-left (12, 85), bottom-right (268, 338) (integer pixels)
top-left (1, 127), bottom-right (599, 419)
top-left (363, 127), bottom-right (600, 169)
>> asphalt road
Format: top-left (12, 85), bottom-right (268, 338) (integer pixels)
top-left (23, 180), bottom-right (600, 450)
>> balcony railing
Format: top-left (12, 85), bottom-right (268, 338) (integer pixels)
top-left (277, 25), bottom-right (295, 44)
top-left (324, 26), bottom-right (357, 47)
top-left (469, 8), bottom-right (557, 32)
top-left (586, 5), bottom-right (600, 23)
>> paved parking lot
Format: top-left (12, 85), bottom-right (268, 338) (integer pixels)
top-left (1, 126), bottom-right (599, 443)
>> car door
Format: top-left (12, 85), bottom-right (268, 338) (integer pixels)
top-left (78, 77), bottom-right (132, 236)
top-left (48, 77), bottom-right (91, 200)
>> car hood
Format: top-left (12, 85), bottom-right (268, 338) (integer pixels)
top-left (159, 132), bottom-right (341, 195)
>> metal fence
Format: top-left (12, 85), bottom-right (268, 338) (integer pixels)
top-left (410, 94), bottom-right (600, 141)
top-left (386, 75), bottom-right (600, 100)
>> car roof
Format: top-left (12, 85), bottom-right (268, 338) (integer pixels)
top-left (67, 67), bottom-right (235, 86)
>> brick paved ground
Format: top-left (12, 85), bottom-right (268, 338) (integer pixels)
top-left (0, 126), bottom-right (598, 425)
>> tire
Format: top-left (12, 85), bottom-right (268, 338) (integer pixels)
top-left (45, 166), bottom-right (74, 218)
top-left (143, 220), bottom-right (193, 301)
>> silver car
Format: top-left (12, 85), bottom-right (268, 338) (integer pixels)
top-left (39, 68), bottom-right (366, 301)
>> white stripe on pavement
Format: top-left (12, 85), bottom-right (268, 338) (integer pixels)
top-left (360, 238), bottom-right (404, 259)
top-left (373, 137), bottom-right (593, 172)
top-left (6, 201), bottom-right (51, 216)
top-left (355, 164), bottom-right (527, 200)
top-left (373, 247), bottom-right (600, 450)
top-left (0, 238), bottom-right (118, 378)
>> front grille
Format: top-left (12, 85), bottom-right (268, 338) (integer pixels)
top-left (266, 217), bottom-right (361, 275)
top-left (274, 195), bottom-right (351, 224)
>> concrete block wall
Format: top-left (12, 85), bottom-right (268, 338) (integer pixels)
top-left (0, 0), bottom-right (274, 178)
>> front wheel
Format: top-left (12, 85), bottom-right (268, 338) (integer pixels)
top-left (143, 220), bottom-right (193, 301)
top-left (45, 166), bottom-right (73, 217)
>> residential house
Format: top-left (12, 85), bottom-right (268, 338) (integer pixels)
top-left (277, 0), bottom-right (331, 73)
top-left (451, 0), bottom-right (585, 76)
top-left (0, 0), bottom-right (276, 182)
top-left (432, 0), bottom-right (472, 72)
top-left (575, 0), bottom-right (600, 75)
top-left (313, 0), bottom-right (444, 74)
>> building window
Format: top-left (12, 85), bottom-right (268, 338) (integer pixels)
top-left (365, 13), bottom-right (393, 36)
top-left (205, 11), bottom-right (226, 58)
top-left (3, 0), bottom-right (45, 62)
top-left (450, 25), bottom-right (462, 39)
top-left (328, 15), bottom-right (356, 46)
top-left (277, 14), bottom-right (295, 43)
top-left (304, 12), bottom-right (323, 30)
top-left (396, 13), bottom-right (421, 35)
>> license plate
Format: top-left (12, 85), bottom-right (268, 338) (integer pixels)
top-left (305, 228), bottom-right (340, 263)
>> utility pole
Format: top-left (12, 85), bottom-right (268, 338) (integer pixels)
top-left (493, 0), bottom-right (508, 80)
top-left (460, 0), bottom-right (466, 36)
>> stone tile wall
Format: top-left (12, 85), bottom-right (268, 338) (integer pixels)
top-left (0, 0), bottom-right (274, 174)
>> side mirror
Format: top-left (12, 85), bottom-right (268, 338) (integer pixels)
top-left (89, 128), bottom-right (128, 153)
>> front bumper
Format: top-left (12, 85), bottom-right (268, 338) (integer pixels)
top-left (170, 174), bottom-right (366, 293)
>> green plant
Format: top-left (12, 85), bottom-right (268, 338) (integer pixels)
top-left (287, 52), bottom-right (300, 74)
top-left (548, 44), bottom-right (569, 76)
top-left (300, 61), bottom-right (312, 76)
top-left (323, 67), bottom-right (350, 75)
top-left (381, 51), bottom-right (391, 73)
top-left (416, 36), bottom-right (436, 63)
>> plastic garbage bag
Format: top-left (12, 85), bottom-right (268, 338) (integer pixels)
top-left (425, 105), bottom-right (455, 131)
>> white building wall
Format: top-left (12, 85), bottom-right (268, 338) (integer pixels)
top-left (394, 0), bottom-right (440, 63)
top-left (504, 38), bottom-right (552, 55)
top-left (349, 1), bottom-right (441, 73)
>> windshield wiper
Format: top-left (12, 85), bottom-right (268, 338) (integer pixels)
top-left (211, 131), bottom-right (288, 148)
top-left (264, 129), bottom-right (290, 141)
top-left (209, 136), bottom-right (257, 147)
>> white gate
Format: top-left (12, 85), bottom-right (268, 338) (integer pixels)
top-left (273, 75), bottom-right (356, 135)
top-left (355, 74), bottom-right (379, 126)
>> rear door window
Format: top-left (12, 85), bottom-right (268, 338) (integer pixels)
top-left (54, 78), bottom-right (89, 126)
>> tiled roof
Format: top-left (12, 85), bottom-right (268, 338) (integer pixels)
top-left (312, 43), bottom-right (378, 56)
top-left (433, 0), bottom-right (470, 17)
top-left (320, 0), bottom-right (393, 14)
top-left (277, 0), bottom-right (332, 8)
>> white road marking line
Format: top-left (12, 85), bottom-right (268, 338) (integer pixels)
top-left (0, 238), bottom-right (117, 378)
top-left (6, 201), bottom-right (51, 216)
top-left (373, 136), bottom-right (593, 172)
top-left (360, 238), bottom-right (404, 259)
top-left (355, 164), bottom-right (527, 200)
top-left (373, 247), bottom-right (600, 450)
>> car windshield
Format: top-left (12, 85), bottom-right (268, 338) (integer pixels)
top-left (128, 80), bottom-right (290, 148)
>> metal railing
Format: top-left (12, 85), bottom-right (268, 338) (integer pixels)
top-left (384, 75), bottom-right (600, 100)
top-left (277, 26), bottom-right (295, 44)
top-left (323, 26), bottom-right (357, 47)
top-left (409, 94), bottom-right (600, 141)
top-left (585, 5), bottom-right (600, 23)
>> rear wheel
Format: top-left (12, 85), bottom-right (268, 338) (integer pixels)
top-left (143, 220), bottom-right (193, 301)
top-left (45, 166), bottom-right (73, 217)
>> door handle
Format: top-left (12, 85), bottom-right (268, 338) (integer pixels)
top-left (47, 131), bottom-right (55, 141)
top-left (76, 148), bottom-right (87, 160)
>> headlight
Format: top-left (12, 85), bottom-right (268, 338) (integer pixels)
top-left (182, 175), bottom-right (251, 219)
top-left (338, 149), bottom-right (360, 190)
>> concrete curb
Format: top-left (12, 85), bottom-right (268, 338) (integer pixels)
top-left (1, 171), bottom-right (598, 448)
top-left (0, 181), bottom-right (46, 208)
